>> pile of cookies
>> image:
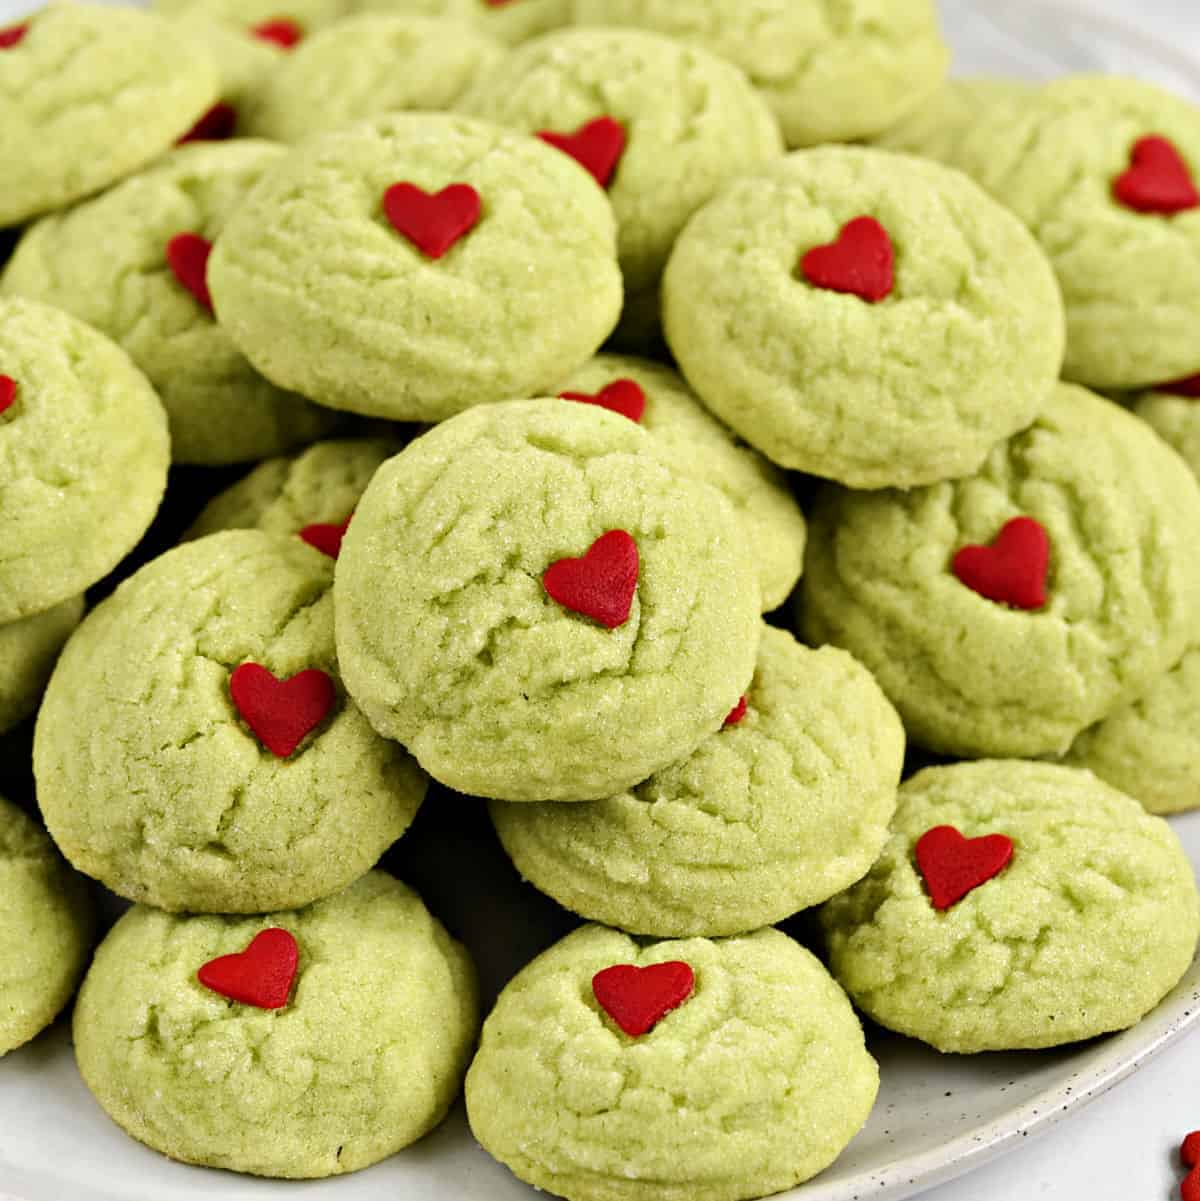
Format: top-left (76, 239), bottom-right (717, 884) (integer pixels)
top-left (2, 2), bottom-right (1200, 1199)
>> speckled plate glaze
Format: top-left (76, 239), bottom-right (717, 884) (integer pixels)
top-left (2, 1), bottom-right (1200, 1200)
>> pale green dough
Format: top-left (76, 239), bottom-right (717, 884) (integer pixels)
top-left (0, 4), bottom-right (218, 227)
top-left (1135, 388), bottom-right (1200, 479)
top-left (209, 113), bottom-right (622, 422)
top-left (0, 297), bottom-right (170, 624)
top-left (335, 399), bottom-right (761, 802)
top-left (185, 437), bottom-right (403, 542)
top-left (173, 16), bottom-right (282, 129)
top-left (0, 596), bottom-right (84, 735)
top-left (35, 531), bottom-right (427, 914)
top-left (2, 141), bottom-right (340, 465)
top-left (952, 76), bottom-right (1200, 389)
top-left (246, 17), bottom-right (502, 143)
top-left (492, 626), bottom-right (904, 936)
top-left (467, 924), bottom-right (877, 1201)
top-left (571, 0), bottom-right (949, 148)
top-left (0, 794), bottom-right (93, 1057)
top-left (663, 146), bottom-right (1064, 489)
top-left (458, 28), bottom-right (783, 346)
top-left (556, 355), bottom-right (804, 611)
top-left (74, 871), bottom-right (478, 1178)
top-left (801, 384), bottom-right (1200, 759)
top-left (821, 761), bottom-right (1200, 1052)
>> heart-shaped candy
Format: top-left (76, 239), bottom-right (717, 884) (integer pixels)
top-left (0, 22), bottom-right (28, 48)
top-left (1162, 373), bottom-right (1200, 398)
top-left (544, 530), bottom-right (639, 629)
top-left (538, 117), bottom-right (627, 189)
top-left (559, 378), bottom-right (645, 423)
top-left (723, 696), bottom-right (748, 728)
top-left (198, 928), bottom-right (299, 1009)
top-left (229, 664), bottom-right (335, 758)
top-left (916, 825), bottom-right (1014, 910)
top-left (1114, 135), bottom-right (1199, 215)
top-left (1184, 1132), bottom-right (1200, 1169)
top-left (166, 233), bottom-right (214, 312)
top-left (252, 17), bottom-right (303, 48)
top-left (592, 961), bottom-right (695, 1037)
top-left (178, 102), bottom-right (237, 145)
top-left (952, 516), bottom-right (1049, 611)
top-left (299, 514), bottom-right (352, 560)
top-left (0, 376), bottom-right (16, 417)
top-left (383, 182), bottom-right (481, 260)
top-left (800, 216), bottom-right (894, 303)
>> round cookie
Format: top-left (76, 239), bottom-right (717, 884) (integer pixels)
top-left (951, 75), bottom-right (1200, 390)
top-left (208, 113), bottom-right (622, 422)
top-left (663, 146), bottom-right (1065, 488)
top-left (246, 16), bottom-right (502, 144)
top-left (35, 530), bottom-right (427, 914)
top-left (800, 383), bottom-right (1200, 758)
top-left (821, 760), bottom-right (1200, 1052)
top-left (0, 4), bottom-right (218, 227)
top-left (457, 27), bottom-right (783, 346)
top-left (335, 399), bottom-right (761, 802)
top-left (0, 794), bottom-right (93, 1057)
top-left (2, 141), bottom-right (340, 465)
top-left (0, 297), bottom-right (169, 625)
top-left (0, 596), bottom-right (85, 736)
top-left (1134, 384), bottom-right (1200, 479)
top-left (74, 870), bottom-right (477, 1178)
top-left (492, 626), bottom-right (904, 937)
top-left (467, 923), bottom-right (877, 1201)
top-left (571, 0), bottom-right (949, 148)
top-left (556, 355), bottom-right (805, 611)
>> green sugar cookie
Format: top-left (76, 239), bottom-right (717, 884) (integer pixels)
top-left (35, 530), bottom-right (427, 914)
top-left (208, 112), bottom-right (622, 422)
top-left (246, 16), bottom-right (502, 144)
top-left (571, 0), bottom-right (949, 148)
top-left (0, 4), bottom-right (218, 227)
top-left (335, 399), bottom-right (761, 802)
top-left (821, 760), bottom-right (1200, 1052)
top-left (951, 75), bottom-right (1200, 390)
top-left (492, 626), bottom-right (904, 937)
top-left (74, 870), bottom-right (477, 1178)
top-left (800, 383), bottom-right (1200, 758)
top-left (663, 146), bottom-right (1064, 488)
top-left (0, 596), bottom-right (84, 735)
top-left (0, 794), bottom-right (93, 1057)
top-left (1134, 385), bottom-right (1200, 479)
top-left (556, 354), bottom-right (805, 611)
top-left (0, 297), bottom-right (169, 624)
top-left (457, 27), bottom-right (783, 346)
top-left (467, 923), bottom-right (877, 1201)
top-left (2, 141), bottom-right (340, 465)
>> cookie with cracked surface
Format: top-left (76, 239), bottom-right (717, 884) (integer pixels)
top-left (335, 398), bottom-right (761, 802)
top-left (820, 760), bottom-right (1200, 1052)
top-left (208, 113), bottom-right (622, 422)
top-left (491, 626), bottom-right (904, 937)
top-left (571, 0), bottom-right (949, 148)
top-left (35, 530), bottom-right (427, 913)
top-left (0, 297), bottom-right (169, 624)
top-left (663, 146), bottom-right (1064, 488)
top-left (1133, 384), bottom-right (1200, 480)
top-left (0, 596), bottom-right (85, 735)
top-left (73, 870), bottom-right (477, 1178)
top-left (467, 923), bottom-right (877, 1201)
top-left (0, 794), bottom-right (94, 1057)
top-left (0, 4), bottom-right (218, 227)
top-left (800, 383), bottom-right (1200, 758)
top-left (457, 27), bottom-right (783, 347)
top-left (2, 141), bottom-right (339, 465)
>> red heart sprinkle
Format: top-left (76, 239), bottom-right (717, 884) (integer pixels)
top-left (1114, 136), bottom-right (1199, 216)
top-left (723, 696), bottom-right (748, 728)
top-left (166, 233), bottom-right (214, 312)
top-left (0, 22), bottom-right (28, 48)
top-left (801, 216), bottom-right (895, 303)
top-left (1183, 1132), bottom-right (1200, 1168)
top-left (592, 961), bottom-right (695, 1037)
top-left (544, 530), bottom-right (639, 629)
top-left (0, 376), bottom-right (16, 417)
top-left (198, 928), bottom-right (298, 1009)
top-left (916, 826), bottom-right (1014, 911)
top-left (252, 17), bottom-right (303, 48)
top-left (952, 516), bottom-right (1049, 611)
top-left (559, 378), bottom-right (645, 423)
top-left (538, 117), bottom-right (627, 189)
top-left (299, 514), bottom-right (352, 560)
top-left (1161, 373), bottom-right (1200, 398)
top-left (1184, 1166), bottom-right (1200, 1201)
top-left (383, 183), bottom-right (481, 260)
top-left (229, 664), bottom-right (335, 758)
top-left (177, 102), bottom-right (237, 145)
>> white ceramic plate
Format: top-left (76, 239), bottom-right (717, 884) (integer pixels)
top-left (2, 1), bottom-right (1200, 1200)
